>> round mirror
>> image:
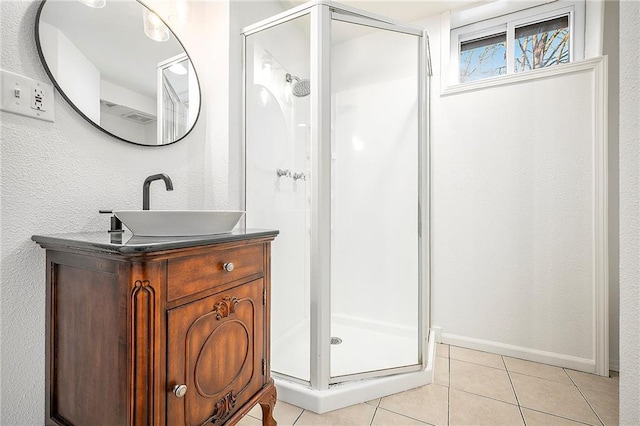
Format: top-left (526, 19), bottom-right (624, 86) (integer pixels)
top-left (35, 0), bottom-right (201, 146)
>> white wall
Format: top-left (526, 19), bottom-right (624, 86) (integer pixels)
top-left (99, 110), bottom-right (151, 144)
top-left (40, 20), bottom-right (101, 123)
top-left (618, 0), bottom-right (640, 422)
top-left (421, 9), bottom-right (608, 372)
top-left (0, 0), bottom-right (230, 424)
top-left (101, 79), bottom-right (155, 116)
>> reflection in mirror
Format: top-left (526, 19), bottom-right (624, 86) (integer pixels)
top-left (36, 0), bottom-right (201, 146)
top-left (158, 54), bottom-right (198, 144)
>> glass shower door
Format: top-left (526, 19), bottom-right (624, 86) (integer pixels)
top-left (244, 14), bottom-right (312, 383)
top-left (329, 15), bottom-right (422, 380)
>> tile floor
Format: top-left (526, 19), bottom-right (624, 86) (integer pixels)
top-left (240, 344), bottom-right (619, 425)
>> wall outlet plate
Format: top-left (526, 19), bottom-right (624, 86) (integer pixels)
top-left (0, 69), bottom-right (55, 122)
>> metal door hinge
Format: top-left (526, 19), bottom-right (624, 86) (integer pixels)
top-left (262, 359), bottom-right (266, 375)
top-left (263, 288), bottom-right (266, 305)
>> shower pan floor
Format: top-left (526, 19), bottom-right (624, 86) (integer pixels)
top-left (272, 318), bottom-right (419, 380)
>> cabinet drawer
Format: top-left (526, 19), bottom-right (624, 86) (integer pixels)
top-left (167, 244), bottom-right (263, 301)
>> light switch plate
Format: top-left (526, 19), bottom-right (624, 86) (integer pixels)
top-left (0, 69), bottom-right (55, 122)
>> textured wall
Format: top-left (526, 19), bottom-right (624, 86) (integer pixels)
top-left (422, 12), bottom-right (608, 370)
top-left (619, 0), bottom-right (640, 422)
top-left (0, 0), bottom-right (230, 423)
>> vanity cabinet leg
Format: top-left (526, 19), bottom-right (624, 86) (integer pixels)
top-left (258, 383), bottom-right (277, 426)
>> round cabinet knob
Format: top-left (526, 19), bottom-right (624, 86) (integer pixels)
top-left (223, 262), bottom-right (235, 272)
top-left (173, 384), bottom-right (188, 398)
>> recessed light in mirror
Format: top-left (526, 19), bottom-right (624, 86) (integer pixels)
top-left (169, 63), bottom-right (187, 75)
top-left (143, 9), bottom-right (170, 42)
top-left (79, 0), bottom-right (106, 8)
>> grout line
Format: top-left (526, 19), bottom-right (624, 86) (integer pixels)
top-left (448, 352), bottom-right (451, 425)
top-left (506, 369), bottom-right (578, 386)
top-left (375, 406), bottom-right (434, 425)
top-left (564, 369), bottom-right (606, 426)
top-left (502, 355), bottom-right (527, 425)
top-left (292, 408), bottom-right (304, 425)
top-left (452, 388), bottom-right (521, 407)
top-left (522, 407), bottom-right (597, 426)
top-left (447, 386), bottom-right (451, 426)
top-left (449, 356), bottom-right (507, 371)
top-left (370, 406), bottom-right (378, 426)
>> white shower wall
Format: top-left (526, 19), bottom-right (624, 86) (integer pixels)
top-left (330, 26), bottom-right (420, 338)
top-left (331, 78), bottom-right (419, 333)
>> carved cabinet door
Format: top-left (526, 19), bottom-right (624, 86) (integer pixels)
top-left (166, 279), bottom-right (266, 425)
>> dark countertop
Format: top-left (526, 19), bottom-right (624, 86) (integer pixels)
top-left (32, 228), bottom-right (279, 255)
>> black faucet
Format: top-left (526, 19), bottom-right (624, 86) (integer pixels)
top-left (143, 173), bottom-right (174, 210)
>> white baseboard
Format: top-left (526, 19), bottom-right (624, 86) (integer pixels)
top-left (441, 332), bottom-right (598, 373)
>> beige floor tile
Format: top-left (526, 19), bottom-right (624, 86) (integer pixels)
top-left (434, 356), bottom-right (450, 387)
top-left (436, 343), bottom-right (450, 358)
top-left (248, 403), bottom-right (262, 419)
top-left (503, 357), bottom-right (573, 385)
top-left (510, 372), bottom-right (600, 425)
top-left (449, 388), bottom-right (524, 426)
top-left (521, 408), bottom-right (587, 425)
top-left (379, 384), bottom-right (449, 426)
top-left (565, 369), bottom-right (619, 396)
top-left (237, 414), bottom-right (262, 426)
top-left (580, 386), bottom-right (619, 425)
top-left (372, 408), bottom-right (430, 425)
top-left (246, 401), bottom-right (303, 425)
top-left (365, 398), bottom-right (381, 407)
top-left (450, 346), bottom-right (505, 370)
top-left (276, 401), bottom-right (305, 425)
top-left (449, 359), bottom-right (517, 404)
top-left (295, 403), bottom-right (375, 425)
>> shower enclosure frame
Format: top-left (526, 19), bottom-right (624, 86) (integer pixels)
top-left (241, 0), bottom-right (433, 412)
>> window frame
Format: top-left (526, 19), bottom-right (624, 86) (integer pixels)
top-left (449, 1), bottom-right (585, 87)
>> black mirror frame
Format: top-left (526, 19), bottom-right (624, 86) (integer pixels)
top-left (34, 0), bottom-right (202, 147)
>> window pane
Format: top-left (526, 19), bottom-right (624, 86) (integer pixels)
top-left (459, 33), bottom-right (506, 83)
top-left (515, 15), bottom-right (570, 72)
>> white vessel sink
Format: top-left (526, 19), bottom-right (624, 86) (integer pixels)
top-left (114, 210), bottom-right (244, 237)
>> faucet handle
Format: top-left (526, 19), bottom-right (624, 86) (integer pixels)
top-left (292, 172), bottom-right (306, 181)
top-left (276, 168), bottom-right (291, 178)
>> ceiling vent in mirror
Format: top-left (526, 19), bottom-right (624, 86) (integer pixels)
top-left (121, 111), bottom-right (156, 124)
top-left (100, 100), bottom-right (156, 124)
top-left (100, 100), bottom-right (117, 108)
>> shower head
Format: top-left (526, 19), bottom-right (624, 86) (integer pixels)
top-left (285, 73), bottom-right (311, 97)
top-left (292, 79), bottom-right (310, 97)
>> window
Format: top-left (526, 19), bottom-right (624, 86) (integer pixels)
top-left (514, 16), bottom-right (570, 72)
top-left (460, 33), bottom-right (506, 82)
top-left (450, 1), bottom-right (584, 85)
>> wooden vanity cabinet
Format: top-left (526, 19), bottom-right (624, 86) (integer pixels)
top-left (33, 231), bottom-right (278, 426)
